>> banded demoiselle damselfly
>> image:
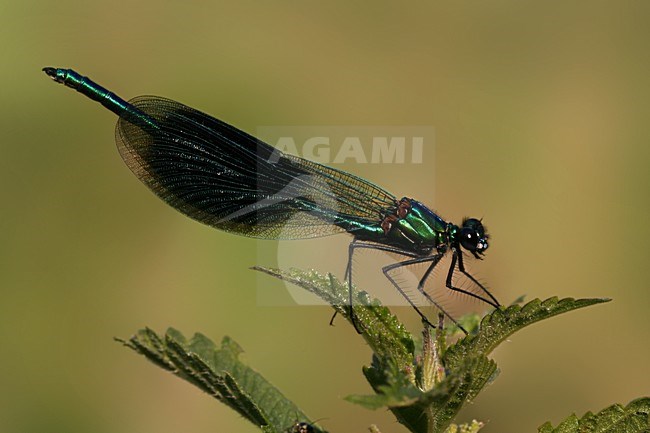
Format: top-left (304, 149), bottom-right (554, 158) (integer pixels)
top-left (43, 67), bottom-right (500, 333)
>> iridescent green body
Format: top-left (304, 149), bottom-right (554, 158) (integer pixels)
top-left (349, 198), bottom-right (452, 256)
top-left (43, 67), bottom-right (500, 333)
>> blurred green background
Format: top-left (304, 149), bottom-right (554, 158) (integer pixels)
top-left (1, 1), bottom-right (649, 432)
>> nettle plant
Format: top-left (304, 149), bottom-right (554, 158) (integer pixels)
top-left (118, 268), bottom-right (649, 433)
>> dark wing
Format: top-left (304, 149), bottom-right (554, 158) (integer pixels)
top-left (115, 96), bottom-right (397, 239)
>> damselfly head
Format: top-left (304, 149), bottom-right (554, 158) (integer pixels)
top-left (459, 217), bottom-right (489, 258)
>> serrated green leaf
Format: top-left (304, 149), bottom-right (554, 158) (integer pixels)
top-left (444, 297), bottom-right (610, 369)
top-left (350, 352), bottom-right (495, 433)
top-left (347, 356), bottom-right (423, 410)
top-left (253, 268), bottom-right (615, 433)
top-left (424, 355), bottom-right (496, 433)
top-left (538, 398), bottom-right (650, 432)
top-left (254, 267), bottom-right (415, 370)
top-left (117, 328), bottom-right (327, 433)
top-left (388, 355), bottom-right (488, 433)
